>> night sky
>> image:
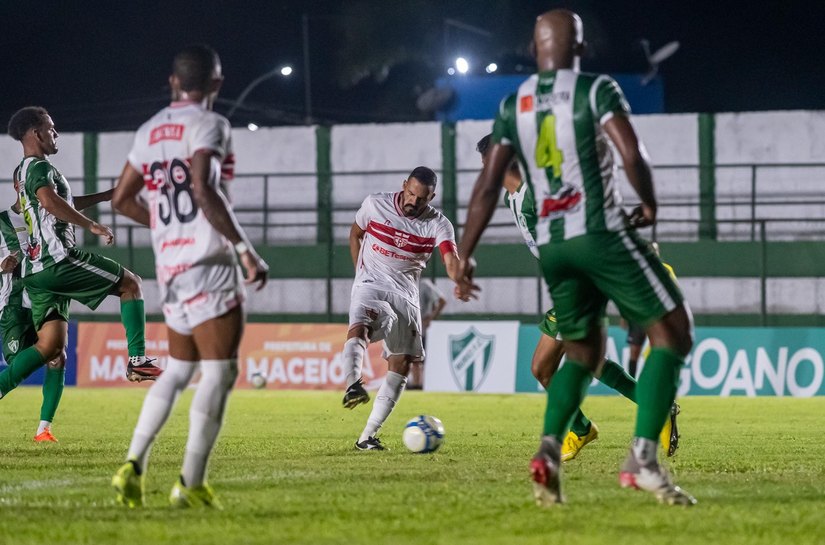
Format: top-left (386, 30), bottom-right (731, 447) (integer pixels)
top-left (1, 0), bottom-right (822, 131)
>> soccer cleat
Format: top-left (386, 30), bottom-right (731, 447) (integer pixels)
top-left (530, 438), bottom-right (564, 507)
top-left (342, 379), bottom-right (370, 409)
top-left (619, 450), bottom-right (697, 506)
top-left (127, 357), bottom-right (163, 382)
top-left (660, 403), bottom-right (681, 457)
top-left (112, 461), bottom-right (144, 508)
top-left (169, 478), bottom-right (223, 509)
top-left (355, 436), bottom-right (386, 451)
top-left (33, 429), bottom-right (58, 443)
top-left (561, 422), bottom-right (599, 462)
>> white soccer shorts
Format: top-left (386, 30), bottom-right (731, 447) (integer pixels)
top-left (348, 285), bottom-right (424, 359)
top-left (162, 264), bottom-right (246, 336)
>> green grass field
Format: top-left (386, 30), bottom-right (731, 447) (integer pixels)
top-left (1, 388), bottom-right (824, 545)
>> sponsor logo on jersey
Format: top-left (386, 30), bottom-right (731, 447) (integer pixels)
top-left (540, 183), bottom-right (583, 219)
top-left (160, 237), bottom-right (196, 252)
top-left (449, 327), bottom-right (495, 391)
top-left (149, 124), bottom-right (185, 145)
top-left (519, 95), bottom-right (534, 113)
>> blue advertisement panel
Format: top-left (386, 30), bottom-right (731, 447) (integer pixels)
top-left (517, 326), bottom-right (825, 397)
top-left (0, 320), bottom-right (78, 386)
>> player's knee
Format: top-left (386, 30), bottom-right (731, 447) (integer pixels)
top-left (48, 350), bottom-right (67, 369)
top-left (120, 270), bottom-right (143, 299)
top-left (35, 341), bottom-right (63, 363)
top-left (531, 358), bottom-right (549, 387)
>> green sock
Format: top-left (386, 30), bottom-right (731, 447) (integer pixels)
top-left (120, 299), bottom-right (146, 357)
top-left (634, 347), bottom-right (683, 440)
top-left (0, 346), bottom-right (47, 397)
top-left (40, 367), bottom-right (65, 422)
top-left (569, 409), bottom-right (592, 437)
top-left (542, 360), bottom-right (593, 440)
top-left (598, 358), bottom-right (637, 402)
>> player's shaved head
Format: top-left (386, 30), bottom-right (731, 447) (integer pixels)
top-left (7, 106), bottom-right (50, 141)
top-left (533, 9), bottom-right (584, 71)
top-left (173, 44), bottom-right (222, 92)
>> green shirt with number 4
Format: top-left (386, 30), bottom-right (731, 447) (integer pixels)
top-left (491, 69), bottom-right (631, 244)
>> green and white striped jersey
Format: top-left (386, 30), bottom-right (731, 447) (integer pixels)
top-left (503, 181), bottom-right (539, 259)
top-left (492, 69), bottom-right (631, 244)
top-left (15, 157), bottom-right (76, 275)
top-left (0, 207), bottom-right (28, 309)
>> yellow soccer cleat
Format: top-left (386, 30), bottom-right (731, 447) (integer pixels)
top-left (112, 461), bottom-right (144, 508)
top-left (169, 478), bottom-right (223, 510)
top-left (660, 403), bottom-right (681, 457)
top-left (561, 422), bottom-right (599, 462)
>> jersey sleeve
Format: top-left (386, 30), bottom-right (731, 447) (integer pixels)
top-left (190, 114), bottom-right (232, 160)
top-left (491, 94), bottom-right (517, 146)
top-left (354, 195), bottom-right (373, 230)
top-left (591, 76), bottom-right (631, 125)
top-left (434, 216), bottom-right (457, 259)
top-left (25, 161), bottom-right (55, 196)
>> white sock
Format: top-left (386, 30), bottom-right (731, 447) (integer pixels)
top-left (127, 357), bottom-right (196, 473)
top-left (181, 359), bottom-right (237, 488)
top-left (37, 420), bottom-right (51, 435)
top-left (359, 371), bottom-right (406, 442)
top-left (632, 437), bottom-right (658, 465)
top-left (343, 337), bottom-right (367, 388)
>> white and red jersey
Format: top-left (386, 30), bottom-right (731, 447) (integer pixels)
top-left (126, 101), bottom-right (237, 289)
top-left (353, 192), bottom-right (457, 303)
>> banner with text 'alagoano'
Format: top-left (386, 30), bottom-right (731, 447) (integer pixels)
top-left (76, 323), bottom-right (387, 389)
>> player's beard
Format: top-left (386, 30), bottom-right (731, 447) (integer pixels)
top-left (403, 204), bottom-right (417, 216)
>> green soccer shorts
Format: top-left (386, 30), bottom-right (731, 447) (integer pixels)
top-left (0, 280), bottom-right (37, 364)
top-left (538, 229), bottom-right (683, 341)
top-left (22, 247), bottom-right (124, 330)
top-left (538, 308), bottom-right (562, 340)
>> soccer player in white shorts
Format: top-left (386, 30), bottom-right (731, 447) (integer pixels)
top-left (110, 44), bottom-right (268, 508)
top-left (341, 166), bottom-right (477, 450)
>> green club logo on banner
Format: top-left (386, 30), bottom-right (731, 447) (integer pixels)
top-left (449, 327), bottom-right (495, 391)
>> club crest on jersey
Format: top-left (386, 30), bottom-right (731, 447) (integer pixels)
top-left (448, 327), bottom-right (495, 392)
top-left (7, 338), bottom-right (18, 353)
top-left (26, 240), bottom-right (41, 261)
top-left (393, 231), bottom-right (411, 248)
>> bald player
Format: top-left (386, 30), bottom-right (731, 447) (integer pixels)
top-left (455, 10), bottom-right (695, 506)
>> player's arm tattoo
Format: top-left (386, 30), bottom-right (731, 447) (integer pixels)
top-left (113, 163), bottom-right (150, 227)
top-left (190, 150), bottom-right (248, 246)
top-left (74, 188), bottom-right (115, 211)
top-left (349, 223), bottom-right (365, 268)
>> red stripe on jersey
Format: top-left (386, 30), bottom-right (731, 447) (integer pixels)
top-left (368, 221), bottom-right (435, 246)
top-left (366, 222), bottom-right (434, 254)
top-left (438, 240), bottom-right (457, 259)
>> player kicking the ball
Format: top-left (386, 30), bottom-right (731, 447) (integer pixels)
top-left (342, 166), bottom-right (476, 450)
top-left (111, 44), bottom-right (268, 508)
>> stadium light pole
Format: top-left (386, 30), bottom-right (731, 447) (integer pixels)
top-left (227, 65), bottom-right (294, 119)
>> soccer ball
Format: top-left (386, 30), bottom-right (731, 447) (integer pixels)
top-left (250, 372), bottom-right (267, 389)
top-left (402, 415), bottom-right (445, 453)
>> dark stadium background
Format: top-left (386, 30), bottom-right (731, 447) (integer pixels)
top-left (0, 0), bottom-right (821, 131)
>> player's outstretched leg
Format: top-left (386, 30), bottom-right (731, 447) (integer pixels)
top-left (171, 359), bottom-right (237, 509)
top-left (116, 270), bottom-right (162, 382)
top-left (342, 331), bottom-right (369, 409)
top-left (356, 356), bottom-right (408, 450)
top-left (113, 357), bottom-right (196, 507)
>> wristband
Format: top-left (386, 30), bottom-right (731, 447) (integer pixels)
top-left (234, 241), bottom-right (249, 254)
